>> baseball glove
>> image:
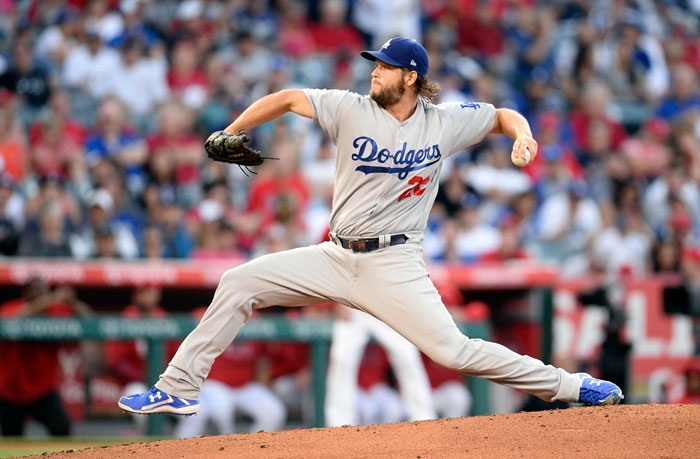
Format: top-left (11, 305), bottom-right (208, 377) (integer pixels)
top-left (204, 130), bottom-right (275, 175)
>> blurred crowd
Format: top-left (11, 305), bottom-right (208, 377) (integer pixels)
top-left (3, 0), bottom-right (700, 436)
top-left (1, 0), bottom-right (700, 284)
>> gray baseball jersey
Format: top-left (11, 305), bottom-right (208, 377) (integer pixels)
top-left (304, 89), bottom-right (495, 237)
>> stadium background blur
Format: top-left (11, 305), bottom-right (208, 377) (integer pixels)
top-left (1, 0), bottom-right (700, 439)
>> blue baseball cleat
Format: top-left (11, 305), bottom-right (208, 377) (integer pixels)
top-left (118, 386), bottom-right (199, 416)
top-left (577, 373), bottom-right (624, 406)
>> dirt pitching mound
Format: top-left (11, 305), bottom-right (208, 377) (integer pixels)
top-left (30, 404), bottom-right (700, 458)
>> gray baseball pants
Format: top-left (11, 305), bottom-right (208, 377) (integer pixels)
top-left (156, 239), bottom-right (581, 403)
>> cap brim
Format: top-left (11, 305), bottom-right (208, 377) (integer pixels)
top-left (360, 50), bottom-right (404, 68)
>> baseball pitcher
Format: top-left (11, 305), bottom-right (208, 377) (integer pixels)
top-left (119, 37), bottom-right (623, 417)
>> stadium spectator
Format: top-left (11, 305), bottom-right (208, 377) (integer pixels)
top-left (85, 96), bottom-right (148, 196)
top-left (590, 203), bottom-right (653, 276)
top-left (192, 217), bottom-right (244, 260)
top-left (569, 80), bottom-right (627, 154)
top-left (642, 161), bottom-right (700, 241)
top-left (0, 277), bottom-right (92, 436)
top-left (167, 38), bottom-right (210, 111)
top-left (62, 26), bottom-right (121, 101)
top-left (152, 189), bottom-right (194, 258)
top-left (34, 8), bottom-right (81, 70)
top-left (140, 223), bottom-right (165, 259)
top-left (0, 42), bottom-right (52, 125)
top-left (234, 0), bottom-right (278, 44)
top-left (511, 190), bottom-right (539, 244)
top-left (147, 100), bottom-right (204, 208)
top-left (229, 31), bottom-right (275, 91)
top-left (0, 89), bottom-right (29, 182)
top-left (277, 1), bottom-right (315, 59)
top-left (70, 187), bottom-right (139, 260)
top-left (653, 238), bottom-right (683, 274)
top-left (528, 113), bottom-right (584, 195)
top-left (0, 174), bottom-right (23, 256)
top-left (458, 1), bottom-right (505, 60)
top-left (480, 216), bottom-right (530, 262)
top-left (655, 63), bottom-right (700, 121)
top-left (463, 139), bottom-right (533, 223)
top-left (531, 181), bottom-right (603, 274)
top-left (351, 0), bottom-right (421, 50)
top-left (309, 0), bottom-right (363, 58)
top-left (111, 35), bottom-right (169, 127)
top-left (84, 0), bottom-right (124, 44)
top-left (449, 194), bottom-right (501, 263)
top-left (169, 0), bottom-right (215, 51)
top-left (670, 358), bottom-right (700, 405)
top-left (19, 182), bottom-right (78, 258)
top-left (110, 0), bottom-right (160, 50)
top-left (671, 119), bottom-right (700, 185)
top-left (247, 139), bottom-right (310, 242)
top-left (28, 89), bottom-right (87, 180)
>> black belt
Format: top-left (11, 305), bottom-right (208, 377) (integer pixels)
top-left (337, 234), bottom-right (408, 252)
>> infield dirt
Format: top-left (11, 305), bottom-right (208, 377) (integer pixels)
top-left (25, 404), bottom-right (700, 458)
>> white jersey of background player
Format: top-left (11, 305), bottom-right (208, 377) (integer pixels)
top-left (325, 306), bottom-right (436, 426)
top-left (119, 37), bottom-right (623, 418)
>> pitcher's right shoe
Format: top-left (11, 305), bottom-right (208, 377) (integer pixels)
top-left (118, 386), bottom-right (199, 416)
top-left (577, 373), bottom-right (624, 406)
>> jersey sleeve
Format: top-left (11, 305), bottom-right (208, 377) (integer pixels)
top-left (303, 88), bottom-right (360, 142)
top-left (439, 102), bottom-right (496, 154)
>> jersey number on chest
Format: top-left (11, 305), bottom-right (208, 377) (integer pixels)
top-left (398, 175), bottom-right (430, 202)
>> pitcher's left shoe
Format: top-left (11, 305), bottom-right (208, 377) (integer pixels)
top-left (118, 386), bottom-right (199, 416)
top-left (577, 373), bottom-right (624, 406)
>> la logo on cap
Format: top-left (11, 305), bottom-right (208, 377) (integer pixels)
top-left (382, 39), bottom-right (392, 49)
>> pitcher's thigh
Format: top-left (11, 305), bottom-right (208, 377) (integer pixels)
top-left (217, 243), bottom-right (350, 308)
top-left (353, 266), bottom-right (468, 370)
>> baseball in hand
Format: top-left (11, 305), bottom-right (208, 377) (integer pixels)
top-left (511, 148), bottom-right (531, 167)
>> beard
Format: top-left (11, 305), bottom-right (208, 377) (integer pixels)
top-left (370, 79), bottom-right (405, 107)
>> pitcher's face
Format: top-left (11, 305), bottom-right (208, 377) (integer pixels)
top-left (370, 61), bottom-right (405, 107)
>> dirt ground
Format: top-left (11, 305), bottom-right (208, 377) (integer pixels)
top-left (24, 404), bottom-right (700, 458)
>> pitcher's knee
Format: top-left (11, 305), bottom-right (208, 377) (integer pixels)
top-left (426, 335), bottom-right (473, 371)
top-left (212, 269), bottom-right (257, 318)
top-left (219, 267), bottom-right (244, 290)
top-left (219, 268), bottom-right (257, 302)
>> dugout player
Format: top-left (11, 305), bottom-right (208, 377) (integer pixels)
top-left (119, 37), bottom-right (623, 416)
top-left (0, 277), bottom-right (92, 436)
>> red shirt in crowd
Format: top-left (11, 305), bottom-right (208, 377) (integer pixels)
top-left (207, 341), bottom-right (266, 388)
top-left (147, 132), bottom-right (202, 184)
top-left (104, 304), bottom-right (176, 386)
top-left (358, 344), bottom-right (390, 391)
top-left (569, 109), bottom-right (627, 152)
top-left (672, 393), bottom-right (700, 404)
top-left (421, 353), bottom-right (463, 389)
top-left (166, 67), bottom-right (210, 101)
top-left (309, 22), bottom-right (363, 56)
top-left (0, 299), bottom-right (74, 404)
top-left (267, 342), bottom-right (309, 381)
top-left (247, 172), bottom-right (310, 230)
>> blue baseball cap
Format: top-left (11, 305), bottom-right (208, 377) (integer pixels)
top-left (361, 37), bottom-right (429, 78)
